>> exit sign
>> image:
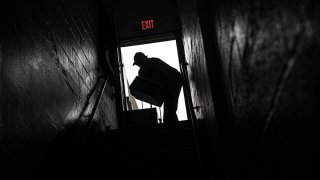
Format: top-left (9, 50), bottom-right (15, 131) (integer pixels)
top-left (141, 20), bottom-right (155, 31)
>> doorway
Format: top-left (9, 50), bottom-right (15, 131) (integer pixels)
top-left (120, 40), bottom-right (188, 123)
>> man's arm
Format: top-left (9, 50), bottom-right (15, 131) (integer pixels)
top-left (138, 68), bottom-right (147, 77)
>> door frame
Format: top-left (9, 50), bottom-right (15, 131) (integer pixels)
top-left (117, 33), bottom-right (196, 125)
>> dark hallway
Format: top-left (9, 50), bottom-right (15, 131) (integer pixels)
top-left (1, 0), bottom-right (320, 179)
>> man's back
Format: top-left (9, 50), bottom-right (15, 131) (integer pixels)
top-left (138, 57), bottom-right (182, 88)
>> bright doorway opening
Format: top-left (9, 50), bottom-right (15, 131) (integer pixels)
top-left (120, 40), bottom-right (188, 122)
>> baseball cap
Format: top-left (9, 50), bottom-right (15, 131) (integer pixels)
top-left (133, 52), bottom-right (145, 66)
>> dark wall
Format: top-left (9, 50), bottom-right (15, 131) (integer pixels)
top-left (0, 0), bottom-right (118, 177)
top-left (176, 0), bottom-right (220, 178)
top-left (212, 0), bottom-right (320, 179)
top-left (177, 0), bottom-right (320, 179)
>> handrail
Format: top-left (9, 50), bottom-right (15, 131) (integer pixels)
top-left (81, 75), bottom-right (109, 143)
top-left (78, 75), bottom-right (104, 118)
top-left (84, 76), bottom-right (109, 136)
top-left (70, 75), bottom-right (109, 175)
top-left (175, 32), bottom-right (204, 172)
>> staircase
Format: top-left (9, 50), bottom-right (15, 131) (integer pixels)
top-left (71, 120), bottom-right (203, 179)
top-left (107, 120), bottom-right (203, 179)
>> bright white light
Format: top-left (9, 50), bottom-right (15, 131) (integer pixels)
top-left (121, 40), bottom-right (188, 121)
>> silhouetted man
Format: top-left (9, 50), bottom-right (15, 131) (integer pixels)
top-left (133, 52), bottom-right (183, 125)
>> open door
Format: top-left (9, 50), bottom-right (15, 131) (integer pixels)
top-left (120, 40), bottom-right (188, 123)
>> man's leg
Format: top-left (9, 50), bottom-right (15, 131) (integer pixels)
top-left (163, 99), bottom-right (178, 124)
top-left (163, 86), bottom-right (181, 125)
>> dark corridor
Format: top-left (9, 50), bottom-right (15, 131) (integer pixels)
top-left (1, 0), bottom-right (320, 179)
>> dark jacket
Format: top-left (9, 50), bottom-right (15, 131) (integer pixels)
top-left (138, 57), bottom-right (183, 91)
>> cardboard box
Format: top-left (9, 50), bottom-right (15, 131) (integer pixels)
top-left (129, 76), bottom-right (164, 107)
top-left (123, 108), bottom-right (158, 129)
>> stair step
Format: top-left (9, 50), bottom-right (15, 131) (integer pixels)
top-left (95, 120), bottom-right (203, 179)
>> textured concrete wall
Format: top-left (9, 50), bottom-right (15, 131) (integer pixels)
top-left (212, 0), bottom-right (320, 179)
top-left (0, 0), bottom-right (118, 177)
top-left (178, 0), bottom-right (320, 179)
top-left (176, 0), bottom-right (219, 177)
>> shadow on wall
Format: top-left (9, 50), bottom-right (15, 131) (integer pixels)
top-left (178, 0), bottom-right (320, 179)
top-left (0, 0), bottom-right (118, 178)
top-left (214, 0), bottom-right (320, 179)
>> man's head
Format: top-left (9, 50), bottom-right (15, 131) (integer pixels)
top-left (133, 52), bottom-right (148, 67)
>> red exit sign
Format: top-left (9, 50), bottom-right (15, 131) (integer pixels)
top-left (141, 20), bottom-right (155, 31)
